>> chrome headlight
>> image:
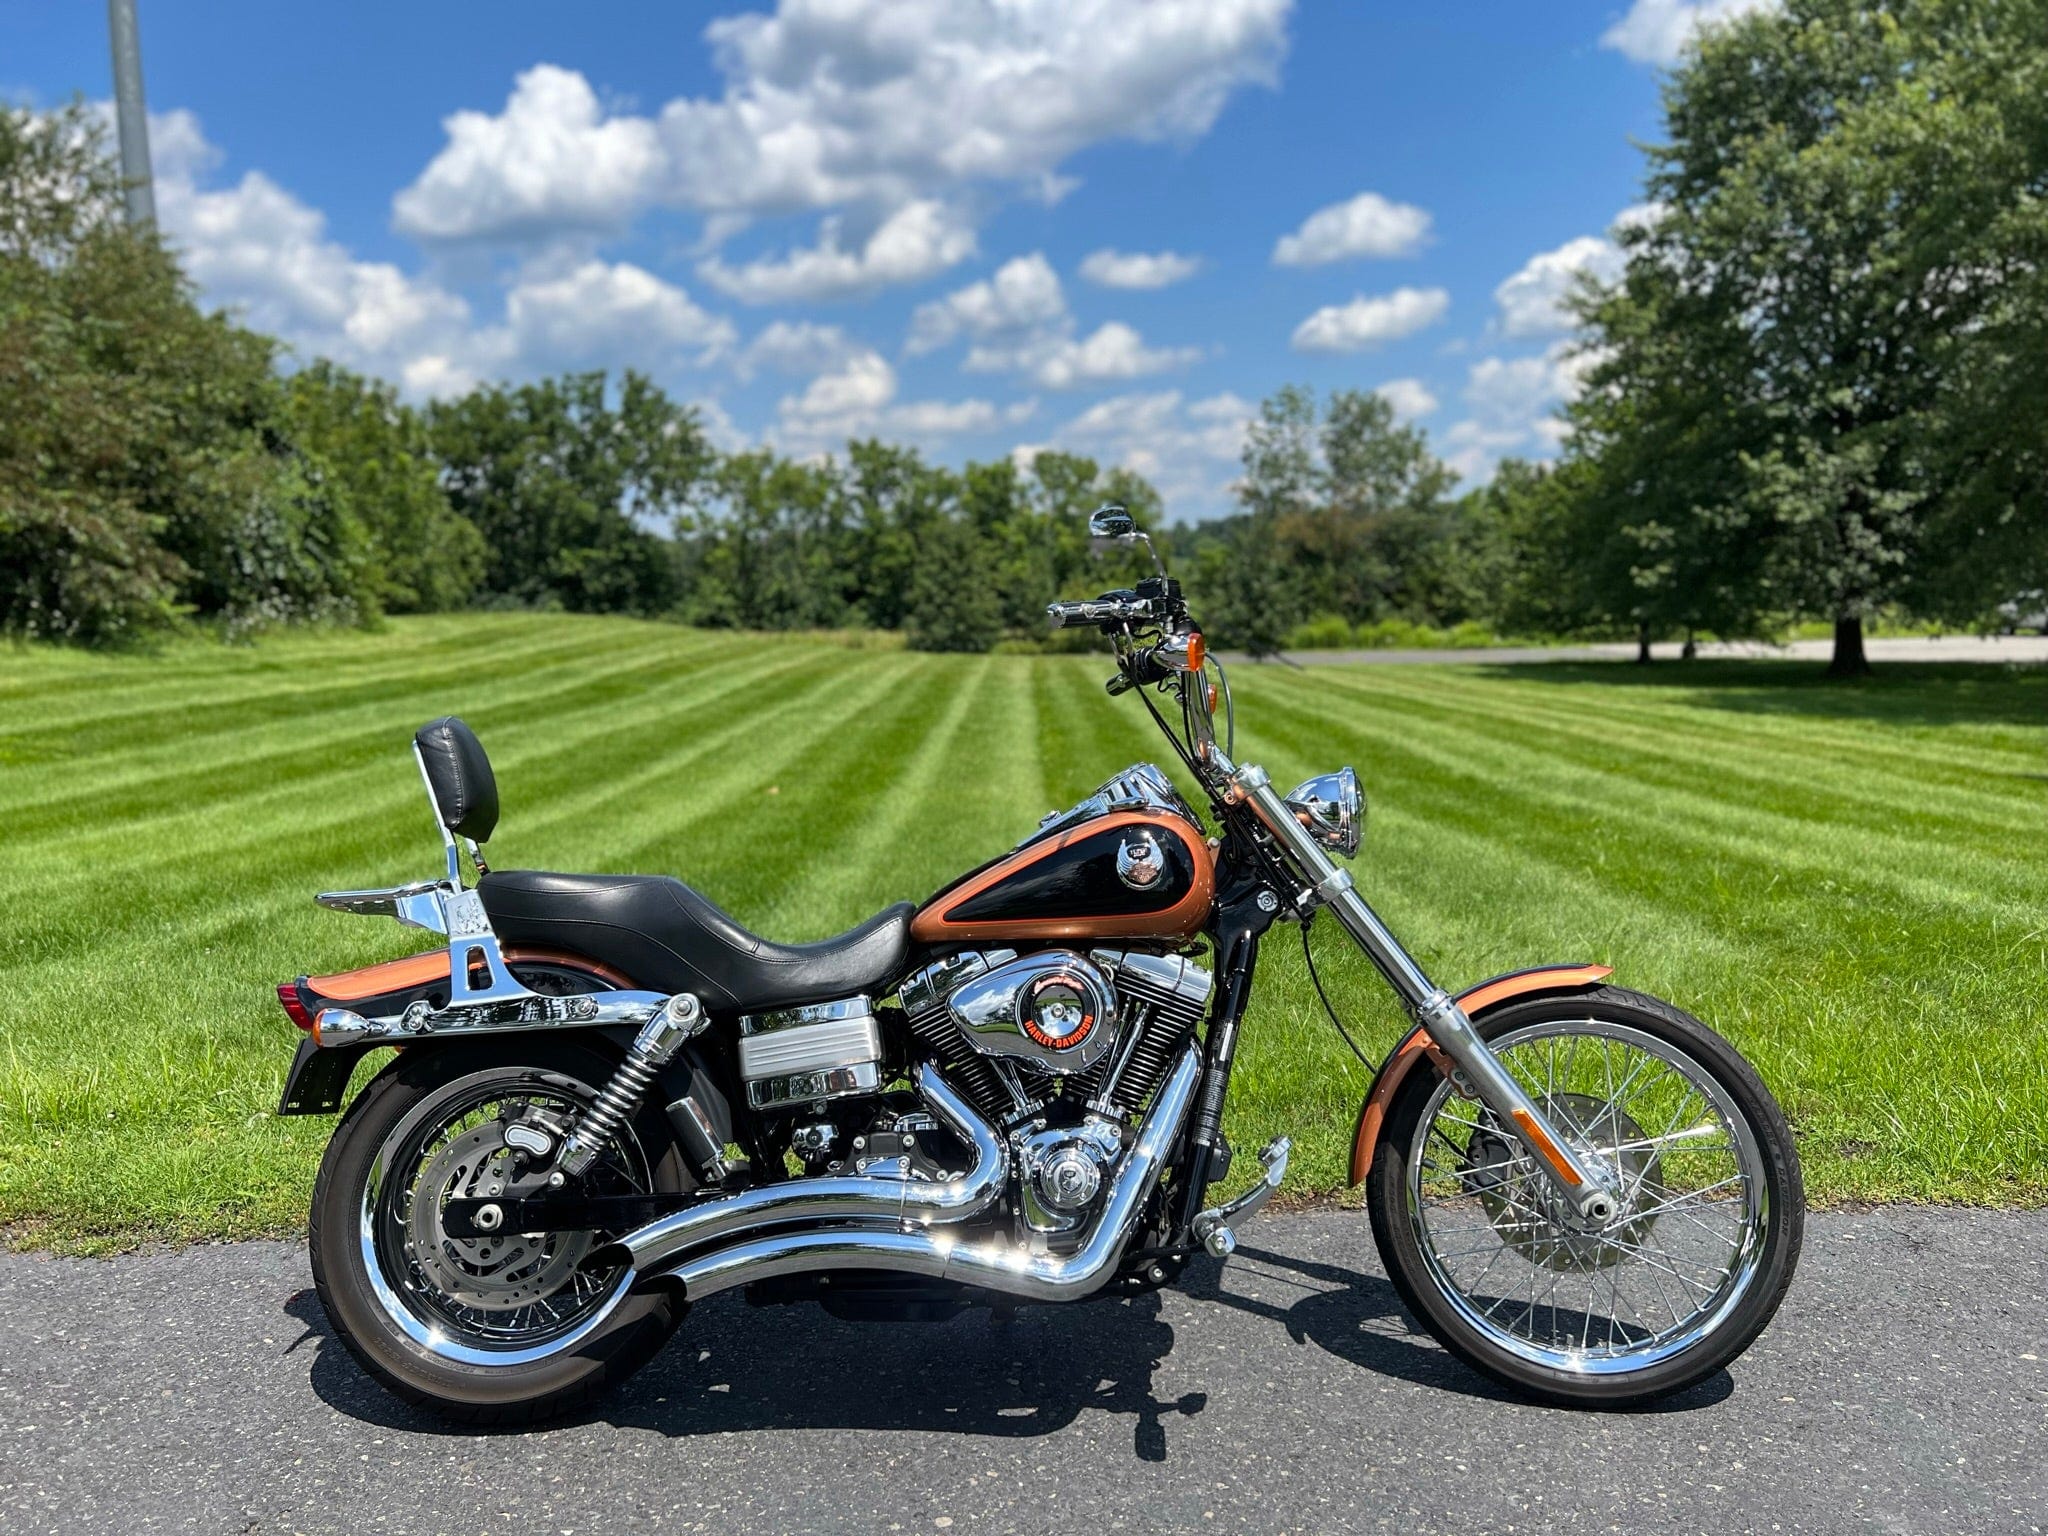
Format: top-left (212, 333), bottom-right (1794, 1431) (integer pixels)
top-left (1283, 768), bottom-right (1364, 858)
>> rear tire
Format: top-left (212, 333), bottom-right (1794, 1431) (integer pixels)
top-left (309, 1038), bottom-right (688, 1424)
top-left (1367, 985), bottom-right (1803, 1407)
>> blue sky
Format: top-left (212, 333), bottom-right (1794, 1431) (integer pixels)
top-left (3, 0), bottom-right (1753, 518)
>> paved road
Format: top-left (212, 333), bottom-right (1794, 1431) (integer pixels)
top-left (3, 1208), bottom-right (2043, 1535)
top-left (1223, 634), bottom-right (2048, 667)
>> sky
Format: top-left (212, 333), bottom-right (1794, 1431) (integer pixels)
top-left (3, 0), bottom-right (1764, 520)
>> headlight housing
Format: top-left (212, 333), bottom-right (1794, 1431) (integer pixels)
top-left (1283, 767), bottom-right (1364, 859)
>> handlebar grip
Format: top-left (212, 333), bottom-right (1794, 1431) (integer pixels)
top-left (1046, 595), bottom-right (1153, 628)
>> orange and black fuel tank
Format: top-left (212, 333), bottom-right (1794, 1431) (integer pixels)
top-left (911, 801), bottom-right (1215, 946)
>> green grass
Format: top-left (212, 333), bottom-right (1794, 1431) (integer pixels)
top-left (3, 613), bottom-right (2044, 1250)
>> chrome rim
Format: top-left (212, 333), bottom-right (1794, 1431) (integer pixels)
top-left (1405, 1019), bottom-right (1768, 1377)
top-left (357, 1068), bottom-right (647, 1367)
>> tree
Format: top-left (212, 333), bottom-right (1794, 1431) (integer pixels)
top-left (283, 363), bottom-right (485, 612)
top-left (1574, 0), bottom-right (2048, 674)
top-left (429, 371), bottom-right (712, 616)
top-left (1209, 384), bottom-right (1495, 647)
top-left (1, 101), bottom-right (375, 642)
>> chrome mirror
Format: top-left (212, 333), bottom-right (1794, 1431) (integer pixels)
top-left (1087, 503), bottom-right (1136, 541)
top-left (1088, 502), bottom-right (1167, 576)
top-left (1283, 767), bottom-right (1364, 858)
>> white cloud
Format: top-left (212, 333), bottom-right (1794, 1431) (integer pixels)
top-left (1493, 235), bottom-right (1622, 337)
top-left (1079, 248), bottom-right (1202, 289)
top-left (157, 142), bottom-right (487, 394)
top-left (391, 65), bottom-right (664, 242)
top-left (772, 344), bottom-right (1029, 448)
top-left (1440, 343), bottom-right (1598, 481)
top-left (1375, 378), bottom-right (1440, 420)
top-left (393, 1), bottom-right (1291, 243)
top-left (971, 321), bottom-right (1202, 390)
top-left (697, 198), bottom-right (976, 303)
top-left (1290, 286), bottom-right (1449, 354)
top-left (738, 320), bottom-right (863, 378)
top-left (504, 260), bottom-right (736, 369)
top-left (910, 258), bottom-right (1197, 390)
top-left (1600, 0), bottom-right (1775, 66)
top-left (1050, 389), bottom-right (1252, 516)
top-left (1272, 191), bottom-right (1431, 266)
top-left (781, 349), bottom-right (899, 425)
top-left (908, 253), bottom-right (1066, 353)
top-left (146, 105), bottom-right (739, 400)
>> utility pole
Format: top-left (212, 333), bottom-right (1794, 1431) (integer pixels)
top-left (106, 0), bottom-right (156, 228)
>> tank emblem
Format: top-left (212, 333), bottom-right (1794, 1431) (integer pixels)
top-left (1116, 832), bottom-right (1164, 890)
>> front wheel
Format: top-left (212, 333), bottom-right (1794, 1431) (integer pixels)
top-left (309, 1039), bottom-right (690, 1423)
top-left (1367, 985), bottom-right (1803, 1407)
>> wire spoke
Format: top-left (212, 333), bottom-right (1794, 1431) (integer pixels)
top-left (1410, 1018), bottom-right (1766, 1365)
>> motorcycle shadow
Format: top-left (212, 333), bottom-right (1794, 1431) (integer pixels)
top-left (1202, 1243), bottom-right (1735, 1414)
top-left (289, 1286), bottom-right (1208, 1459)
top-left (288, 1245), bottom-right (1730, 1449)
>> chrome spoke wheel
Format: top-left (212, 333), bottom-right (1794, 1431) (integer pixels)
top-left (358, 1072), bottom-right (648, 1366)
top-left (1405, 1018), bottom-right (1769, 1376)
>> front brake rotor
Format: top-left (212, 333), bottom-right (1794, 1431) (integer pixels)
top-left (1459, 1093), bottom-right (1663, 1271)
top-left (405, 1121), bottom-right (593, 1311)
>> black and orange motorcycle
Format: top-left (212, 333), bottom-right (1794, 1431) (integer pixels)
top-left (276, 506), bottom-right (1803, 1421)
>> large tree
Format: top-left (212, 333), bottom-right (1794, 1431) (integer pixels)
top-left (1574, 0), bottom-right (2048, 674)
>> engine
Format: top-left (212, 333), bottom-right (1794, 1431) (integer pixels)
top-left (732, 948), bottom-right (1210, 1251)
top-left (899, 947), bottom-right (1211, 1124)
top-left (899, 945), bottom-right (1212, 1242)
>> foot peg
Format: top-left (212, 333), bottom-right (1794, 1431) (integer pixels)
top-left (1192, 1136), bottom-right (1290, 1259)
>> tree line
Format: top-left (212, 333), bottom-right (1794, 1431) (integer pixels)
top-left (4, 0), bottom-right (2041, 670)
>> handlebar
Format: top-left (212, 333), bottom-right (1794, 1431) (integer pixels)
top-left (1046, 593), bottom-right (1154, 629)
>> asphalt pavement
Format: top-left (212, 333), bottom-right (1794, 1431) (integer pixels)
top-left (3, 1207), bottom-right (2043, 1535)
top-left (1222, 633), bottom-right (2048, 667)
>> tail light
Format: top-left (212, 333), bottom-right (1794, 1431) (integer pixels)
top-left (276, 980), bottom-right (316, 1033)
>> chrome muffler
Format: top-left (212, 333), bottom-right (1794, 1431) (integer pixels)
top-left (589, 1061), bottom-right (1010, 1275)
top-left (633, 1046), bottom-right (1201, 1306)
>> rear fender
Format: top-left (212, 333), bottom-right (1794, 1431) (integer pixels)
top-left (274, 946), bottom-right (637, 1115)
top-left (1345, 964), bottom-right (1612, 1185)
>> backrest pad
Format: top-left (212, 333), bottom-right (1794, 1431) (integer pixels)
top-left (414, 716), bottom-right (499, 844)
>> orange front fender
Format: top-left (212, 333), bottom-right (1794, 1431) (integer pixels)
top-left (1346, 964), bottom-right (1612, 1185)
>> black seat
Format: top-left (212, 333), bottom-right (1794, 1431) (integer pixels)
top-left (479, 870), bottom-right (915, 1014)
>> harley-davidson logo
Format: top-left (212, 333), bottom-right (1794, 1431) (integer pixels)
top-left (1115, 833), bottom-right (1164, 889)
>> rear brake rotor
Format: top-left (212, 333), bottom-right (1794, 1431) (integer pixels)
top-left (405, 1121), bottom-right (592, 1311)
top-left (1459, 1093), bottom-right (1663, 1271)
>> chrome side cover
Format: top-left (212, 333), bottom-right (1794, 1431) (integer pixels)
top-left (736, 997), bottom-right (883, 1110)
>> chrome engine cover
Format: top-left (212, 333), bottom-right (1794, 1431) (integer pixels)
top-left (737, 997), bottom-right (882, 1110)
top-left (1013, 1116), bottom-right (1125, 1234)
top-left (940, 950), bottom-right (1118, 1076)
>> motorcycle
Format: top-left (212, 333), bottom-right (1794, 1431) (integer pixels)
top-left (276, 504), bottom-right (1803, 1422)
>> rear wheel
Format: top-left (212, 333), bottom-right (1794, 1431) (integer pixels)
top-left (309, 1037), bottom-right (689, 1423)
top-left (1367, 986), bottom-right (1802, 1407)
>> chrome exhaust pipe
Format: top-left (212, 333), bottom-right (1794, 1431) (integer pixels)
top-left (588, 1062), bottom-right (1009, 1276)
top-left (644, 1046), bottom-right (1200, 1306)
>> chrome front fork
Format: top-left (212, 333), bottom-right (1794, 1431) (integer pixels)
top-left (1221, 757), bottom-right (1619, 1224)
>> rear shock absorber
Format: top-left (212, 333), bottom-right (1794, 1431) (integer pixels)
top-left (554, 994), bottom-right (706, 1179)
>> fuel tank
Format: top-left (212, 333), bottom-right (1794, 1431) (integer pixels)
top-left (911, 765), bottom-right (1215, 945)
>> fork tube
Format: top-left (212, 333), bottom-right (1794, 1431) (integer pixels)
top-left (1220, 757), bottom-right (1619, 1223)
top-left (1174, 922), bottom-right (1260, 1231)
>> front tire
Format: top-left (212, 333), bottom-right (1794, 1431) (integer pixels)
top-left (309, 1039), bottom-right (689, 1423)
top-left (1367, 985), bottom-right (1803, 1407)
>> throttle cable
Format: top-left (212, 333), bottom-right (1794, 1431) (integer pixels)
top-left (1301, 913), bottom-right (1377, 1074)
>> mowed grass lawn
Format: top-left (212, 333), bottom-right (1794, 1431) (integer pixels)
top-left (2, 612), bottom-right (2043, 1250)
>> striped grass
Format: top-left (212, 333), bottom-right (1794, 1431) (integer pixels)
top-left (2, 613), bottom-right (2043, 1251)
